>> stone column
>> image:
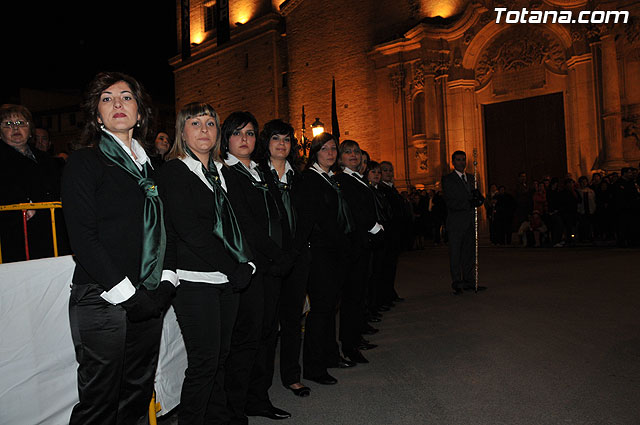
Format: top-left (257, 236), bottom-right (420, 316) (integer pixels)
top-left (599, 33), bottom-right (627, 170)
top-left (445, 79), bottom-right (478, 164)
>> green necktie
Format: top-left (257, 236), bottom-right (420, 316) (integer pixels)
top-left (232, 162), bottom-right (282, 247)
top-left (272, 168), bottom-right (296, 236)
top-left (321, 172), bottom-right (354, 234)
top-left (186, 147), bottom-right (252, 263)
top-left (98, 132), bottom-right (165, 290)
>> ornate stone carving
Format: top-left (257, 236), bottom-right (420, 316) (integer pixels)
top-left (625, 17), bottom-right (640, 45)
top-left (390, 66), bottom-right (406, 103)
top-left (475, 26), bottom-right (566, 86)
top-left (412, 61), bottom-right (425, 91)
top-left (415, 147), bottom-right (428, 172)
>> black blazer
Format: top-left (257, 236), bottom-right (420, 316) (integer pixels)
top-left (222, 164), bottom-right (291, 271)
top-left (441, 171), bottom-right (475, 229)
top-left (334, 171), bottom-right (378, 249)
top-left (294, 169), bottom-right (350, 251)
top-left (61, 147), bottom-right (147, 290)
top-left (157, 159), bottom-right (240, 276)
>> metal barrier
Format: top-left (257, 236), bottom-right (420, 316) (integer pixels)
top-left (0, 201), bottom-right (62, 264)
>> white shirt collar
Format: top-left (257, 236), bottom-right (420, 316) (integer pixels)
top-left (102, 129), bottom-right (149, 171)
top-left (225, 153), bottom-right (261, 181)
top-left (454, 169), bottom-right (465, 178)
top-left (269, 159), bottom-right (293, 183)
top-left (180, 155), bottom-right (227, 192)
top-left (343, 167), bottom-right (369, 187)
top-left (311, 162), bottom-right (334, 177)
top-left (382, 180), bottom-right (393, 187)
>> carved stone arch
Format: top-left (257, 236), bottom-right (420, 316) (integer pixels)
top-left (462, 20), bottom-right (573, 76)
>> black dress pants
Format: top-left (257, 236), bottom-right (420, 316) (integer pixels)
top-left (303, 247), bottom-right (343, 378)
top-left (339, 246), bottom-right (368, 352)
top-left (447, 218), bottom-right (475, 288)
top-left (246, 273), bottom-right (283, 411)
top-left (279, 248), bottom-right (310, 386)
top-left (68, 283), bottom-right (162, 425)
top-left (172, 281), bottom-right (239, 425)
top-left (225, 273), bottom-right (264, 425)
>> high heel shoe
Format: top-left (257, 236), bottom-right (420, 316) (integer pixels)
top-left (286, 383), bottom-right (311, 397)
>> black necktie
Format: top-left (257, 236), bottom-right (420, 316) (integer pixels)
top-left (321, 172), bottom-right (354, 234)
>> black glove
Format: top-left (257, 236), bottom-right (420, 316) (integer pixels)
top-left (149, 280), bottom-right (176, 312)
top-left (228, 263), bottom-right (254, 292)
top-left (120, 289), bottom-right (161, 323)
top-left (368, 229), bottom-right (385, 249)
top-left (471, 189), bottom-right (485, 208)
top-left (269, 250), bottom-right (297, 277)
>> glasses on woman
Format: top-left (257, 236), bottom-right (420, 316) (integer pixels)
top-left (1, 120), bottom-right (29, 129)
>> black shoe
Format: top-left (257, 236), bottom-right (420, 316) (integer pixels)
top-left (344, 349), bottom-right (369, 364)
top-left (377, 305), bottom-right (391, 312)
top-left (371, 311), bottom-right (382, 318)
top-left (360, 336), bottom-right (370, 344)
top-left (463, 285), bottom-right (487, 292)
top-left (246, 406), bottom-right (291, 420)
top-left (327, 356), bottom-right (357, 368)
top-left (394, 296), bottom-right (405, 302)
top-left (368, 316), bottom-right (381, 323)
top-left (358, 342), bottom-right (378, 350)
top-left (453, 288), bottom-right (463, 295)
top-left (362, 324), bottom-right (379, 335)
top-left (285, 384), bottom-right (311, 397)
top-left (304, 373), bottom-right (338, 385)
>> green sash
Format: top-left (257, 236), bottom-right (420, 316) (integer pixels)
top-left (272, 168), bottom-right (296, 236)
top-left (186, 148), bottom-right (252, 263)
top-left (321, 172), bottom-right (354, 234)
top-left (98, 132), bottom-right (165, 290)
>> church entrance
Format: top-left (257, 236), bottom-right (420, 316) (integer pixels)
top-left (482, 93), bottom-right (567, 191)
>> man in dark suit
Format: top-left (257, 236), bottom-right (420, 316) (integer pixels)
top-left (441, 150), bottom-right (485, 294)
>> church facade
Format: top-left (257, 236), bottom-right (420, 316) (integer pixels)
top-left (171, 0), bottom-right (640, 190)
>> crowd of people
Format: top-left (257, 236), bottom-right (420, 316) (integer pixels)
top-left (2, 70), bottom-right (639, 425)
top-left (1, 72), bottom-right (411, 425)
top-left (486, 170), bottom-right (640, 248)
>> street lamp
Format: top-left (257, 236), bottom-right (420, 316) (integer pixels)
top-left (311, 117), bottom-right (325, 137)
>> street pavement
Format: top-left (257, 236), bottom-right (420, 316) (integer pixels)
top-left (161, 245), bottom-right (640, 425)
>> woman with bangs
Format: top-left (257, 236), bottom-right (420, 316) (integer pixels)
top-left (255, 119), bottom-right (312, 397)
top-left (220, 112), bottom-right (295, 422)
top-left (296, 132), bottom-right (357, 386)
top-left (158, 102), bottom-right (255, 425)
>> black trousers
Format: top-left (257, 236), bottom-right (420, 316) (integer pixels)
top-left (303, 247), bottom-right (343, 378)
top-left (246, 273), bottom-right (283, 411)
top-left (379, 231), bottom-right (400, 306)
top-left (447, 218), bottom-right (475, 288)
top-left (172, 281), bottom-right (239, 425)
top-left (225, 273), bottom-right (264, 425)
top-left (279, 248), bottom-right (310, 386)
top-left (339, 245), bottom-right (369, 352)
top-left (68, 283), bottom-right (163, 425)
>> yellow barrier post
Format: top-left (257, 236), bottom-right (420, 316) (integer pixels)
top-left (0, 202), bottom-right (62, 264)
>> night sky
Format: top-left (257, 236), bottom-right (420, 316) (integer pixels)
top-left (2, 1), bottom-right (177, 104)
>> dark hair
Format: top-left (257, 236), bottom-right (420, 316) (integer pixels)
top-left (451, 150), bottom-right (466, 161)
top-left (256, 119), bottom-right (300, 167)
top-left (305, 132), bottom-right (339, 172)
top-left (220, 111), bottom-right (258, 160)
top-left (365, 159), bottom-right (381, 180)
top-left (78, 71), bottom-right (153, 150)
top-left (0, 104), bottom-right (34, 140)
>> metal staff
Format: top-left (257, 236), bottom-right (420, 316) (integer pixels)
top-left (473, 149), bottom-right (479, 293)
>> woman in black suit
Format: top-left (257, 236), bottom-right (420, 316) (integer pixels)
top-left (62, 72), bottom-right (175, 424)
top-left (334, 140), bottom-right (384, 364)
top-left (296, 132), bottom-right (356, 385)
top-left (221, 111), bottom-right (295, 422)
top-left (255, 119), bottom-right (312, 397)
top-left (158, 102), bottom-right (254, 425)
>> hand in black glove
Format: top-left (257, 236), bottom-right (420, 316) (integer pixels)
top-left (368, 230), bottom-right (385, 249)
top-left (471, 189), bottom-right (485, 208)
top-left (149, 280), bottom-right (176, 312)
top-left (228, 263), bottom-right (254, 292)
top-left (120, 289), bottom-right (161, 323)
top-left (269, 250), bottom-right (297, 277)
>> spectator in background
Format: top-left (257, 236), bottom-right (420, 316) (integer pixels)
top-left (532, 181), bottom-right (547, 215)
top-left (150, 130), bottom-right (171, 168)
top-left (614, 167), bottom-right (640, 247)
top-left (33, 128), bottom-right (54, 155)
top-left (594, 180), bottom-right (614, 242)
top-left (0, 105), bottom-right (58, 262)
top-left (576, 176), bottom-right (596, 242)
top-left (514, 171), bottom-right (532, 230)
top-left (493, 185), bottom-right (515, 245)
top-left (590, 172), bottom-right (602, 191)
